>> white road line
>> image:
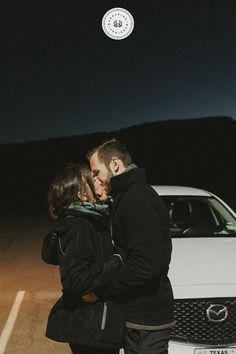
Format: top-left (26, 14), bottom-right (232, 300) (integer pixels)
top-left (0, 290), bottom-right (25, 354)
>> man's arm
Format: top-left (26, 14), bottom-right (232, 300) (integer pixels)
top-left (95, 190), bottom-right (170, 300)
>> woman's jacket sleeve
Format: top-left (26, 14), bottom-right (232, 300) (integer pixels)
top-left (59, 218), bottom-right (122, 298)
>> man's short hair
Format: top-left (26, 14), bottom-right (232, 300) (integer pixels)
top-left (87, 138), bottom-right (132, 169)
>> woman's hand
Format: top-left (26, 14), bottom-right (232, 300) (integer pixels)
top-left (81, 293), bottom-right (98, 303)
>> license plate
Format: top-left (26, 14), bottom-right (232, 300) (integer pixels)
top-left (195, 348), bottom-right (236, 354)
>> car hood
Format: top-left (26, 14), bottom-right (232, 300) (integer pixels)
top-left (169, 237), bottom-right (236, 299)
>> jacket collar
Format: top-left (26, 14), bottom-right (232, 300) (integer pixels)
top-left (58, 202), bottom-right (109, 227)
top-left (110, 167), bottom-right (146, 196)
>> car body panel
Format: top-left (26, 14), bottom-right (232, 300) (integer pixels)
top-left (152, 185), bottom-right (211, 197)
top-left (170, 237), bottom-right (236, 298)
top-left (151, 185), bottom-right (236, 352)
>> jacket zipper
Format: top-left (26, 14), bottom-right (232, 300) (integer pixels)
top-left (101, 302), bottom-right (107, 330)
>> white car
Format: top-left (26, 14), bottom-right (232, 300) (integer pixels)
top-left (152, 186), bottom-right (236, 354)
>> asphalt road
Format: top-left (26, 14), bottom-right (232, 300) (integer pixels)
top-left (1, 213), bottom-right (125, 354)
top-left (0, 214), bottom-right (71, 354)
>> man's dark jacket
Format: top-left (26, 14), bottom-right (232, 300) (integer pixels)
top-left (96, 167), bottom-right (174, 326)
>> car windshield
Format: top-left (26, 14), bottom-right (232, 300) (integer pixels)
top-left (161, 196), bottom-right (236, 238)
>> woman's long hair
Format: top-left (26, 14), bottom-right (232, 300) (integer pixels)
top-left (48, 163), bottom-right (97, 219)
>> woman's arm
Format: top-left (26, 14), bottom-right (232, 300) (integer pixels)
top-left (81, 254), bottom-right (123, 303)
top-left (60, 218), bottom-right (101, 296)
top-left (60, 218), bottom-right (123, 297)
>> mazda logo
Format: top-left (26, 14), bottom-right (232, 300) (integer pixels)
top-left (206, 304), bottom-right (228, 322)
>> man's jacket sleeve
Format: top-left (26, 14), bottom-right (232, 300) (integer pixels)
top-left (95, 191), bottom-right (169, 300)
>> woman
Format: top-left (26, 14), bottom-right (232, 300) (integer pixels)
top-left (44, 163), bottom-right (124, 354)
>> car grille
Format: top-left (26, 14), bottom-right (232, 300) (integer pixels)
top-left (171, 297), bottom-right (236, 345)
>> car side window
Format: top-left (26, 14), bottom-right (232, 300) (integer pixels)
top-left (163, 196), bottom-right (235, 237)
top-left (190, 200), bottom-right (217, 228)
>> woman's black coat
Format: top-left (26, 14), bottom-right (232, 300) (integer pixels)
top-left (45, 208), bottom-right (124, 350)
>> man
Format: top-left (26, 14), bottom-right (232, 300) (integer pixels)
top-left (87, 138), bottom-right (174, 354)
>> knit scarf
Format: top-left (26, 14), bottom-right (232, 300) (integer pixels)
top-left (67, 201), bottom-right (109, 220)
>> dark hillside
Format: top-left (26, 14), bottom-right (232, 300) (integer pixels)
top-left (0, 116), bottom-right (235, 214)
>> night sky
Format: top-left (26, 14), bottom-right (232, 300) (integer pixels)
top-left (1, 0), bottom-right (236, 144)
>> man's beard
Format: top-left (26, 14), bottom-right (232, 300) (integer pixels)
top-left (103, 170), bottom-right (113, 195)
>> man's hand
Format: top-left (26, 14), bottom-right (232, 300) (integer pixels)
top-left (81, 293), bottom-right (98, 303)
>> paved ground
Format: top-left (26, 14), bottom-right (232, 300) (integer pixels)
top-left (1, 214), bottom-right (125, 354)
top-left (0, 214), bottom-right (71, 353)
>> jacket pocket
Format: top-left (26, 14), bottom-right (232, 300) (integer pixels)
top-left (100, 301), bottom-right (107, 330)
